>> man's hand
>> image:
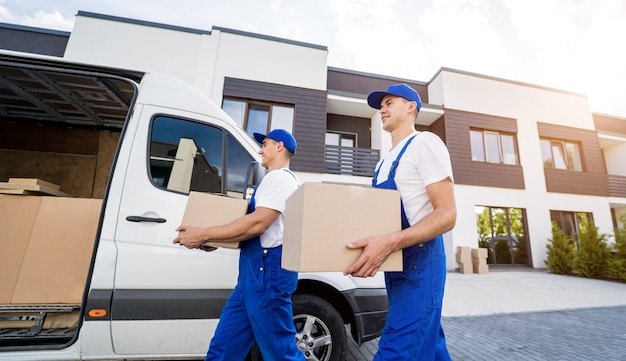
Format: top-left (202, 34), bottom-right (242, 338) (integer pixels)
top-left (343, 234), bottom-right (396, 278)
top-left (173, 225), bottom-right (209, 249)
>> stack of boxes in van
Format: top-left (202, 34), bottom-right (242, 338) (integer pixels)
top-left (0, 179), bottom-right (101, 333)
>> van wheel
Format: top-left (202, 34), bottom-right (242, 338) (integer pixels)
top-left (246, 294), bottom-right (347, 361)
top-left (293, 293), bottom-right (346, 361)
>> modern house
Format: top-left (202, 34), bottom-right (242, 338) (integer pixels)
top-left (1, 11), bottom-right (625, 271)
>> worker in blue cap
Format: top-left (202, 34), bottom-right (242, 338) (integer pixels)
top-left (175, 129), bottom-right (304, 361)
top-left (344, 84), bottom-right (457, 360)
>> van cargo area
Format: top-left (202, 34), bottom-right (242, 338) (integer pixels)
top-left (0, 55), bottom-right (139, 348)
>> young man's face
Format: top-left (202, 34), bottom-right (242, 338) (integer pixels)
top-left (258, 138), bottom-right (280, 168)
top-left (379, 95), bottom-right (415, 132)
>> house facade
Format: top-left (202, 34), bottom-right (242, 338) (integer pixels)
top-left (2, 11), bottom-right (625, 271)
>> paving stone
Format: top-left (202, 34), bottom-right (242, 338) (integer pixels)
top-left (348, 306), bottom-right (626, 360)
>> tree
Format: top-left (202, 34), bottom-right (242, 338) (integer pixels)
top-left (607, 215), bottom-right (626, 281)
top-left (545, 222), bottom-right (575, 275)
top-left (573, 216), bottom-right (610, 279)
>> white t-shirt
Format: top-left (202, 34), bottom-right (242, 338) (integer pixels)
top-left (253, 168), bottom-right (300, 248)
top-left (373, 131), bottom-right (454, 226)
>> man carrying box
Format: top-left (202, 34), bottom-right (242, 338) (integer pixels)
top-left (174, 129), bottom-right (304, 361)
top-left (344, 84), bottom-right (457, 361)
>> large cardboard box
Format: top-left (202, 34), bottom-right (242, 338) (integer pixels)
top-left (0, 195), bottom-right (101, 305)
top-left (282, 182), bottom-right (403, 272)
top-left (0, 195), bottom-right (42, 304)
top-left (11, 197), bottom-right (102, 304)
top-left (181, 191), bottom-right (248, 249)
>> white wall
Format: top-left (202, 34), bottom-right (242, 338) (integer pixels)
top-left (65, 16), bottom-right (205, 84)
top-left (603, 142), bottom-right (626, 176)
top-left (64, 15), bottom-right (328, 108)
top-left (210, 30), bottom-right (327, 99)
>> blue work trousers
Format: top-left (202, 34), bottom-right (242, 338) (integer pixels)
top-left (205, 241), bottom-right (303, 361)
top-left (374, 235), bottom-right (451, 361)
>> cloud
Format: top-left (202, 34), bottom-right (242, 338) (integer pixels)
top-left (0, 2), bottom-right (74, 31)
top-left (23, 9), bottom-right (74, 30)
top-left (327, 0), bottom-right (431, 78)
top-left (417, 0), bottom-right (513, 78)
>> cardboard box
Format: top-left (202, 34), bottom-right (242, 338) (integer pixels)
top-left (457, 246), bottom-right (471, 254)
top-left (11, 197), bottom-right (101, 304)
top-left (458, 263), bottom-right (473, 274)
top-left (181, 191), bottom-right (248, 249)
top-left (0, 196), bottom-right (101, 305)
top-left (455, 252), bottom-right (471, 264)
top-left (472, 257), bottom-right (487, 266)
top-left (9, 178), bottom-right (60, 190)
top-left (282, 182), bottom-right (403, 272)
top-left (471, 247), bottom-right (488, 258)
top-left (473, 264), bottom-right (489, 274)
top-left (0, 195), bottom-right (42, 304)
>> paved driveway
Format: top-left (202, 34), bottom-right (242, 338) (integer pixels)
top-left (347, 271), bottom-right (626, 360)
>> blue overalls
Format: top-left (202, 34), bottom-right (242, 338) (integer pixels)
top-left (372, 135), bottom-right (451, 361)
top-left (205, 171), bottom-right (304, 361)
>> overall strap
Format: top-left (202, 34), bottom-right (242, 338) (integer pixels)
top-left (388, 134), bottom-right (417, 179)
top-left (372, 134), bottom-right (418, 186)
top-left (282, 168), bottom-right (299, 183)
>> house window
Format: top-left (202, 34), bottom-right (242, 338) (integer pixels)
top-left (470, 129), bottom-right (518, 165)
top-left (550, 210), bottom-right (593, 249)
top-left (325, 131), bottom-right (356, 147)
top-left (222, 98), bottom-right (294, 138)
top-left (540, 139), bottom-right (582, 171)
top-left (475, 206), bottom-right (529, 265)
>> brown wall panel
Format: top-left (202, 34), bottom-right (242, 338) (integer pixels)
top-left (326, 114), bottom-right (371, 148)
top-left (538, 122), bottom-right (608, 196)
top-left (223, 78), bottom-right (326, 173)
top-left (327, 68), bottom-right (429, 106)
top-left (443, 109), bottom-right (524, 189)
top-left (593, 114), bottom-right (626, 135)
top-left (544, 168), bottom-right (608, 196)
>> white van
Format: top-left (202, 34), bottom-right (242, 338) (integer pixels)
top-left (0, 51), bottom-right (388, 361)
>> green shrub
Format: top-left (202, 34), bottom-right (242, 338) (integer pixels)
top-left (607, 221), bottom-right (626, 281)
top-left (606, 258), bottom-right (626, 281)
top-left (573, 221), bottom-right (610, 279)
top-left (545, 222), bottom-right (576, 275)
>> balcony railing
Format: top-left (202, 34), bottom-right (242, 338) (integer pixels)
top-left (607, 174), bottom-right (626, 198)
top-left (325, 145), bottom-right (380, 177)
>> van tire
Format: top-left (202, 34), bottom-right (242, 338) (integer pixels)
top-left (246, 293), bottom-right (347, 361)
top-left (292, 293), bottom-right (347, 361)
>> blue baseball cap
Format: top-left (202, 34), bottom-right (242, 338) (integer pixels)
top-left (367, 83), bottom-right (422, 111)
top-left (253, 129), bottom-right (297, 154)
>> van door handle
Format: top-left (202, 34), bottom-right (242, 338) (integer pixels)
top-left (126, 216), bottom-right (167, 223)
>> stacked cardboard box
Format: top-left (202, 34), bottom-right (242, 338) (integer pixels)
top-left (472, 248), bottom-right (489, 274)
top-left (0, 195), bottom-right (101, 305)
top-left (455, 246), bottom-right (472, 274)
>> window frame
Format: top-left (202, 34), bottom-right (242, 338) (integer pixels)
top-left (550, 210), bottom-right (594, 249)
top-left (325, 130), bottom-right (358, 148)
top-left (469, 128), bottom-right (519, 165)
top-left (148, 114), bottom-right (254, 199)
top-left (540, 138), bottom-right (583, 171)
top-left (222, 97), bottom-right (295, 136)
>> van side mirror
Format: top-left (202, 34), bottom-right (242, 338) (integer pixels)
top-left (244, 161), bottom-right (267, 199)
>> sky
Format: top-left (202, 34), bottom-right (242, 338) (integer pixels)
top-left (1, 0), bottom-right (625, 118)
